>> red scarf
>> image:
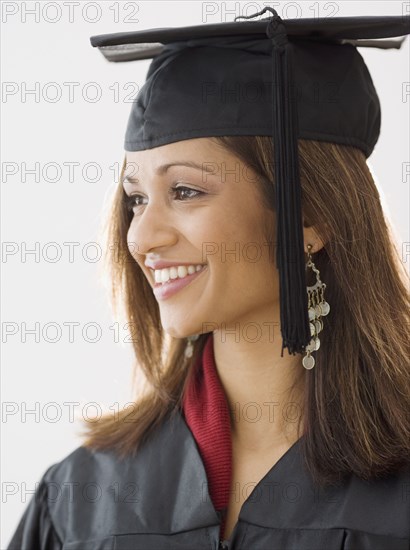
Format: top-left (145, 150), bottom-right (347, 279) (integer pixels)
top-left (181, 333), bottom-right (232, 540)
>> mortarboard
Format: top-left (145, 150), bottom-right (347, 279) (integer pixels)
top-left (90, 7), bottom-right (410, 361)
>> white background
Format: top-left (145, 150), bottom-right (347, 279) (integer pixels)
top-left (1, 1), bottom-right (409, 546)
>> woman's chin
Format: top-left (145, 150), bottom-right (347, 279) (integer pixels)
top-left (161, 324), bottom-right (201, 340)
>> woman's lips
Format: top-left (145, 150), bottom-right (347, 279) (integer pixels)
top-left (152, 265), bottom-right (208, 300)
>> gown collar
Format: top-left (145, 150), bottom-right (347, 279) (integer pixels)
top-left (181, 333), bottom-right (232, 538)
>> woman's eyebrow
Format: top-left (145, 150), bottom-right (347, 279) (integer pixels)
top-left (156, 161), bottom-right (217, 175)
top-left (123, 161), bottom-right (217, 184)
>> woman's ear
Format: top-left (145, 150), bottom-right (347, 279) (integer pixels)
top-left (302, 224), bottom-right (327, 254)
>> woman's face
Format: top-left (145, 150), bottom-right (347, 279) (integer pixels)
top-left (124, 137), bottom-right (280, 339)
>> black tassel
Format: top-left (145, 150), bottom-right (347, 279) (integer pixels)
top-left (266, 12), bottom-right (311, 357)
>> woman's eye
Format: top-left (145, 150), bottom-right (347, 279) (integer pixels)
top-left (124, 194), bottom-right (145, 211)
top-left (173, 185), bottom-right (203, 200)
top-left (124, 185), bottom-right (204, 212)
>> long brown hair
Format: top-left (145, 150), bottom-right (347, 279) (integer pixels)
top-left (79, 137), bottom-right (410, 487)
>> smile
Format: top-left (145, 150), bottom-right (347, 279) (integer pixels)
top-left (153, 264), bottom-right (206, 284)
top-left (152, 265), bottom-right (208, 300)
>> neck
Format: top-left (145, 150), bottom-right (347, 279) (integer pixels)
top-left (211, 328), bottom-right (306, 452)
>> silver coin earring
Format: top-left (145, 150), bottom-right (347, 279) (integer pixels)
top-left (302, 244), bottom-right (330, 370)
top-left (184, 334), bottom-right (200, 360)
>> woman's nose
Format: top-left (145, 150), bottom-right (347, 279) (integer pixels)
top-left (127, 197), bottom-right (178, 257)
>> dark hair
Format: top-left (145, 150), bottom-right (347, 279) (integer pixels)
top-left (79, 136), bottom-right (410, 487)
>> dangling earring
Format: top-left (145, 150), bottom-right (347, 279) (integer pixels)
top-left (302, 244), bottom-right (330, 370)
top-left (184, 334), bottom-right (200, 360)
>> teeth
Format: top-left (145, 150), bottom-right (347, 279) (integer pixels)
top-left (153, 264), bottom-right (205, 285)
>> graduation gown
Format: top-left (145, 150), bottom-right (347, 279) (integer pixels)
top-left (6, 408), bottom-right (410, 550)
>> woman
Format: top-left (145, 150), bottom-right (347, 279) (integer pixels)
top-left (7, 8), bottom-right (410, 550)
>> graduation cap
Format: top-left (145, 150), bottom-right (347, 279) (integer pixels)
top-left (90, 8), bottom-right (410, 360)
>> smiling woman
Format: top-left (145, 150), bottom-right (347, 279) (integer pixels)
top-left (7, 7), bottom-right (410, 550)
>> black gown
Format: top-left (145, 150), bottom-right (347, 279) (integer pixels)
top-left (7, 409), bottom-right (410, 550)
